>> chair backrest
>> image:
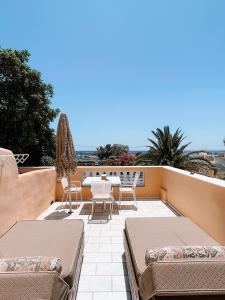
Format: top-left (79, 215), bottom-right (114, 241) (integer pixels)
top-left (132, 172), bottom-right (140, 188)
top-left (61, 177), bottom-right (69, 189)
top-left (91, 181), bottom-right (112, 196)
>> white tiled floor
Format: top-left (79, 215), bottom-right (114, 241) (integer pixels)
top-left (38, 199), bottom-right (176, 300)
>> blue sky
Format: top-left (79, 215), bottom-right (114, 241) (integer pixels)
top-left (1, 0), bottom-right (225, 150)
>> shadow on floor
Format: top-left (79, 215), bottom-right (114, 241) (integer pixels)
top-left (44, 211), bottom-right (69, 220)
top-left (79, 203), bottom-right (120, 216)
top-left (79, 203), bottom-right (122, 223)
top-left (119, 204), bottom-right (137, 211)
top-left (87, 216), bottom-right (110, 224)
top-left (55, 204), bottom-right (81, 210)
top-left (44, 204), bottom-right (81, 220)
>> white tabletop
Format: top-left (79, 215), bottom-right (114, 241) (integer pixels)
top-left (82, 176), bottom-right (121, 187)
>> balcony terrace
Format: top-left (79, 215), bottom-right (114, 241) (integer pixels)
top-left (1, 148), bottom-right (225, 299)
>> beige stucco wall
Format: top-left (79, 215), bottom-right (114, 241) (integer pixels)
top-left (55, 166), bottom-right (162, 201)
top-left (162, 167), bottom-right (225, 245)
top-left (0, 148), bottom-right (56, 236)
top-left (2, 150), bottom-right (225, 246)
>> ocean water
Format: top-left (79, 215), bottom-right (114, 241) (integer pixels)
top-left (76, 150), bottom-right (224, 155)
top-left (76, 150), bottom-right (146, 155)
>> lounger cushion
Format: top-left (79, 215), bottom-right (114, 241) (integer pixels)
top-left (0, 219), bottom-right (84, 288)
top-left (125, 217), bottom-right (225, 300)
top-left (145, 246), bottom-right (225, 265)
top-left (0, 256), bottom-right (62, 273)
top-left (125, 217), bottom-right (219, 278)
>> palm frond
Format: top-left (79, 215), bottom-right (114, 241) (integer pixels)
top-left (136, 126), bottom-right (216, 175)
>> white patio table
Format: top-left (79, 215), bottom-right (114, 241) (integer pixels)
top-left (82, 176), bottom-right (121, 187)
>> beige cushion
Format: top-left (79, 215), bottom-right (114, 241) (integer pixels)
top-left (0, 219), bottom-right (84, 288)
top-left (125, 217), bottom-right (219, 278)
top-left (0, 256), bottom-right (62, 273)
top-left (125, 217), bottom-right (225, 300)
top-left (145, 246), bottom-right (225, 265)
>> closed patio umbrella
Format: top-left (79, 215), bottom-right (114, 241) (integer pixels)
top-left (56, 113), bottom-right (77, 213)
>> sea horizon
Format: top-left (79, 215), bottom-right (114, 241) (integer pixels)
top-left (76, 150), bottom-right (225, 154)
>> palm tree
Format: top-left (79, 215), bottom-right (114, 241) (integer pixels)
top-left (136, 126), bottom-right (216, 174)
top-left (95, 144), bottom-right (114, 160)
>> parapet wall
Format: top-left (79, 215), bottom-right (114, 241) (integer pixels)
top-left (0, 148), bottom-right (56, 236)
top-left (162, 167), bottom-right (225, 245)
top-left (55, 166), bottom-right (163, 201)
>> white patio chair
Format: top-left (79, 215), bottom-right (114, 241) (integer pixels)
top-left (61, 177), bottom-right (82, 208)
top-left (119, 172), bottom-right (139, 208)
top-left (91, 181), bottom-right (113, 219)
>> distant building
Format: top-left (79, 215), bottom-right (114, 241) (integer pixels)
top-left (196, 151), bottom-right (225, 179)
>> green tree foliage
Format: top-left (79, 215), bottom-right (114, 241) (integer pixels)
top-left (40, 155), bottom-right (55, 166)
top-left (95, 144), bottom-right (129, 160)
top-left (136, 126), bottom-right (215, 173)
top-left (0, 48), bottom-right (59, 165)
top-left (95, 144), bottom-right (114, 160)
top-left (111, 144), bottom-right (129, 156)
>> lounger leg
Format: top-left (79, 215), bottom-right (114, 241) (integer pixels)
top-left (110, 202), bottom-right (112, 219)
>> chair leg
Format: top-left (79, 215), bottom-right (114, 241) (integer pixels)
top-left (91, 201), bottom-right (94, 219)
top-left (119, 192), bottom-right (122, 208)
top-left (61, 191), bottom-right (65, 205)
top-left (80, 191), bottom-right (83, 203)
top-left (65, 193), bottom-right (69, 206)
top-left (133, 191), bottom-right (137, 208)
top-left (110, 202), bottom-right (112, 220)
top-left (76, 191), bottom-right (78, 208)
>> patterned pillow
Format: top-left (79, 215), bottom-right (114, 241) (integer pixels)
top-left (145, 246), bottom-right (225, 266)
top-left (0, 256), bottom-right (62, 273)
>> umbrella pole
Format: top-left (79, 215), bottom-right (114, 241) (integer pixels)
top-left (67, 176), bottom-right (73, 214)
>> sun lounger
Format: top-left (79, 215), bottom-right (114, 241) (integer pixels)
top-left (0, 219), bottom-right (84, 300)
top-left (124, 217), bottom-right (225, 300)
